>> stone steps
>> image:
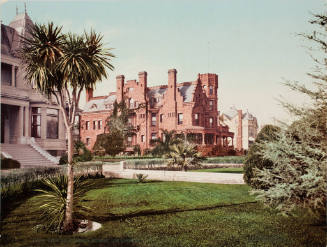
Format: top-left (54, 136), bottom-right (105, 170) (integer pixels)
top-left (1, 144), bottom-right (58, 168)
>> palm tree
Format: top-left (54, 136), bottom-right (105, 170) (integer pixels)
top-left (151, 130), bottom-right (183, 156)
top-left (35, 175), bottom-right (92, 232)
top-left (166, 141), bottom-right (205, 171)
top-left (19, 23), bottom-right (114, 232)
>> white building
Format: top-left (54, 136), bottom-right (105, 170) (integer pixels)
top-left (220, 106), bottom-right (258, 151)
top-left (1, 10), bottom-right (66, 166)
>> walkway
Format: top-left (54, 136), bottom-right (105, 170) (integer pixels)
top-left (103, 163), bottom-right (244, 184)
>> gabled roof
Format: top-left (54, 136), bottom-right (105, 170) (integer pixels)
top-left (177, 83), bottom-right (196, 102)
top-left (1, 24), bottom-right (20, 57)
top-left (222, 106), bottom-right (238, 119)
top-left (147, 87), bottom-right (167, 99)
top-left (83, 93), bottom-right (116, 112)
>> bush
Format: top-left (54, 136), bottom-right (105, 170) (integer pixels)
top-left (59, 154), bottom-right (68, 165)
top-left (243, 125), bottom-right (281, 188)
top-left (205, 156), bottom-right (245, 164)
top-left (1, 158), bottom-right (21, 169)
top-left (59, 141), bottom-right (93, 165)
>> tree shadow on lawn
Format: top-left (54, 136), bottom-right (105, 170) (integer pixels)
top-left (89, 201), bottom-right (257, 223)
top-left (0, 233), bottom-right (139, 247)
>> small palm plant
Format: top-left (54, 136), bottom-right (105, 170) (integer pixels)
top-left (151, 130), bottom-right (183, 157)
top-left (136, 173), bottom-right (148, 183)
top-left (35, 175), bottom-right (92, 233)
top-left (166, 141), bottom-right (205, 171)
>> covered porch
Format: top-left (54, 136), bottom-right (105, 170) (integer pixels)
top-left (1, 103), bottom-right (30, 144)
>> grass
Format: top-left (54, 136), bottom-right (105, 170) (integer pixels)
top-left (192, 167), bottom-right (244, 173)
top-left (1, 178), bottom-right (325, 247)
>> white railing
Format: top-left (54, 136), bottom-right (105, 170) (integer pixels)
top-left (27, 137), bottom-right (60, 164)
top-left (1, 151), bottom-right (12, 159)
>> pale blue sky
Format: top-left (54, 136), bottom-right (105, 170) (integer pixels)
top-left (1, 0), bottom-right (325, 125)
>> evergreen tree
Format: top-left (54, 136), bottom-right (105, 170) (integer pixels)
top-left (250, 13), bottom-right (327, 221)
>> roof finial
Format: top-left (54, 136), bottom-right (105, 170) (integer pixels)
top-left (24, 2), bottom-right (27, 14)
top-left (16, 5), bottom-right (18, 15)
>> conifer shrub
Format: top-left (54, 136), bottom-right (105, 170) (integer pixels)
top-left (243, 125), bottom-right (280, 189)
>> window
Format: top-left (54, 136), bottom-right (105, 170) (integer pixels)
top-left (1, 63), bottom-right (12, 86)
top-left (127, 136), bottom-right (132, 146)
top-left (160, 114), bottom-right (163, 123)
top-left (141, 135), bottom-right (145, 142)
top-left (46, 108), bottom-right (59, 139)
top-left (86, 121), bottom-right (90, 130)
top-left (178, 113), bottom-right (183, 125)
top-left (209, 100), bottom-right (214, 111)
top-left (98, 120), bottom-right (102, 130)
top-left (151, 113), bottom-right (157, 126)
top-left (209, 117), bottom-right (214, 127)
top-left (31, 107), bottom-right (41, 138)
top-left (151, 133), bottom-right (157, 140)
top-left (194, 113), bottom-right (199, 125)
top-left (209, 85), bottom-right (213, 95)
top-left (86, 138), bottom-right (91, 146)
top-left (93, 121), bottom-right (96, 130)
top-left (129, 98), bottom-right (134, 109)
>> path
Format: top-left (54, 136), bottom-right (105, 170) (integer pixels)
top-left (103, 164), bottom-right (244, 184)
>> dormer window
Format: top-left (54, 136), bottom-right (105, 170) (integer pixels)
top-left (91, 104), bottom-right (97, 109)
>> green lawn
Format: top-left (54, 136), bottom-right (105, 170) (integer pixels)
top-left (192, 167), bottom-right (244, 173)
top-left (1, 178), bottom-right (325, 247)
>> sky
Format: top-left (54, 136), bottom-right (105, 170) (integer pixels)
top-left (1, 0), bottom-right (325, 126)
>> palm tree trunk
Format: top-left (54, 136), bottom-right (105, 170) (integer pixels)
top-left (63, 127), bottom-right (74, 232)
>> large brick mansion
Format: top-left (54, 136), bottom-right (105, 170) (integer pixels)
top-left (80, 69), bottom-right (235, 154)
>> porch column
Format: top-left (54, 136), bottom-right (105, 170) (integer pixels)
top-left (11, 65), bottom-right (15, 86)
top-left (41, 107), bottom-right (47, 139)
top-left (18, 106), bottom-right (24, 143)
top-left (214, 135), bottom-right (217, 145)
top-left (24, 106), bottom-right (30, 137)
top-left (202, 133), bottom-right (205, 145)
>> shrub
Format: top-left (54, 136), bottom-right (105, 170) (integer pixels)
top-left (133, 145), bottom-right (141, 156)
top-left (243, 125), bottom-right (280, 188)
top-left (1, 158), bottom-right (21, 169)
top-left (59, 141), bottom-right (93, 165)
top-left (59, 154), bottom-right (68, 165)
top-left (35, 175), bottom-right (93, 233)
top-left (93, 132), bottom-right (125, 157)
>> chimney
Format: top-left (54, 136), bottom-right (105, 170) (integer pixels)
top-left (168, 68), bottom-right (177, 100)
top-left (138, 71), bottom-right (147, 99)
top-left (86, 88), bottom-right (93, 102)
top-left (116, 75), bottom-right (124, 103)
top-left (236, 110), bottom-right (243, 151)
